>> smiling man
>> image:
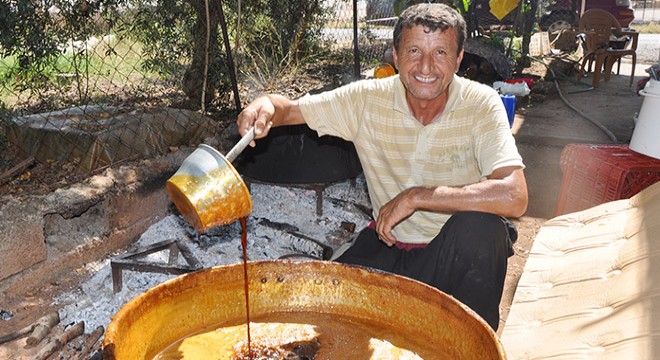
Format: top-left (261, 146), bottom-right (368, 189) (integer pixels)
top-left (236, 3), bottom-right (528, 330)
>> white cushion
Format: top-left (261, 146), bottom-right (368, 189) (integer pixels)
top-left (501, 181), bottom-right (660, 359)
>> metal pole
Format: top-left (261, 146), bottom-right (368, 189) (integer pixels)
top-left (352, 0), bottom-right (360, 80)
top-left (216, 0), bottom-right (242, 111)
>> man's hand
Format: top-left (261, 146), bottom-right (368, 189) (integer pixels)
top-left (375, 188), bottom-right (419, 246)
top-left (236, 94), bottom-right (306, 147)
top-left (236, 96), bottom-right (275, 147)
top-left (373, 167), bottom-right (527, 246)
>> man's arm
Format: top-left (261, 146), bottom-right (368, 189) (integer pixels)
top-left (376, 166), bottom-right (528, 246)
top-left (236, 94), bottom-right (307, 144)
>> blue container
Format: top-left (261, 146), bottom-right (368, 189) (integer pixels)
top-left (500, 94), bottom-right (516, 127)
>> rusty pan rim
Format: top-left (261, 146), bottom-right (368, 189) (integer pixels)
top-left (102, 260), bottom-right (506, 359)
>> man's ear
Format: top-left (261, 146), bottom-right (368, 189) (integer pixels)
top-left (455, 49), bottom-right (464, 73)
top-left (392, 47), bottom-right (399, 69)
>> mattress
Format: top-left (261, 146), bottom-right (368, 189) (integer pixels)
top-left (501, 181), bottom-right (660, 359)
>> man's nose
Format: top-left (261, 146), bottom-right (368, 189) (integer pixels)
top-left (420, 53), bottom-right (433, 73)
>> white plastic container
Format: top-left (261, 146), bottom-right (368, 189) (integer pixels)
top-left (630, 79), bottom-right (660, 160)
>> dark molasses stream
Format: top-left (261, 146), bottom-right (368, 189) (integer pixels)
top-left (240, 216), bottom-right (252, 358)
top-left (198, 220), bottom-right (252, 358)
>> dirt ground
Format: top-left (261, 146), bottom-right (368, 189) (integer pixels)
top-left (1, 49), bottom-right (655, 357)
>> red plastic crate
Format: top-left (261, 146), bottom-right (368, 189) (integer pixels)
top-left (555, 144), bottom-right (660, 216)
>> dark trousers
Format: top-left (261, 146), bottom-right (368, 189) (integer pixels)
top-left (335, 211), bottom-right (516, 331)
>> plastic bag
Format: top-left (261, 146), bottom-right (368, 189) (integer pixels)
top-left (493, 81), bottom-right (531, 96)
top-left (489, 0), bottom-right (520, 20)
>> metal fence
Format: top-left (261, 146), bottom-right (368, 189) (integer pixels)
top-left (633, 0), bottom-right (660, 23)
top-left (4, 0), bottom-right (650, 196)
top-left (0, 0), bottom-right (394, 196)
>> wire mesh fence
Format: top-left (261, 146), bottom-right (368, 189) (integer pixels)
top-left (6, 0), bottom-right (646, 197)
top-left (0, 0), bottom-right (397, 197)
top-left (633, 0), bottom-right (660, 23)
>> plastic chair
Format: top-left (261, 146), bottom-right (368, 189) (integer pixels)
top-left (609, 28), bottom-right (639, 76)
top-left (576, 9), bottom-right (637, 87)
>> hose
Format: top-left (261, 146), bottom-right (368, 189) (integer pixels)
top-left (527, 54), bottom-right (619, 143)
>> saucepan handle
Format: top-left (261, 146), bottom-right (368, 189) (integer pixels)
top-left (225, 127), bottom-right (255, 163)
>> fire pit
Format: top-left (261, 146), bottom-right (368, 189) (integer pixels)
top-left (102, 260), bottom-right (505, 359)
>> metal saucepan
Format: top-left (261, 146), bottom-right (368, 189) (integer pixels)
top-left (102, 260), bottom-right (505, 359)
top-left (166, 128), bottom-right (255, 232)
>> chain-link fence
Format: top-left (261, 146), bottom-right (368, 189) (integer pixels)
top-left (2, 0), bottom-right (656, 189)
top-left (0, 0), bottom-right (399, 196)
top-left (633, 0), bottom-right (660, 23)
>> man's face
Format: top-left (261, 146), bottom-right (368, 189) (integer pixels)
top-left (393, 25), bottom-right (464, 102)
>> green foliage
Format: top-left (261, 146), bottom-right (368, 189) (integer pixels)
top-left (238, 0), bottom-right (328, 63)
top-left (478, 33), bottom-right (522, 63)
top-left (454, 0), bottom-right (470, 13)
top-left (0, 100), bottom-right (12, 168)
top-left (506, 36), bottom-right (523, 62)
top-left (393, 0), bottom-right (407, 16)
top-left (0, 0), bottom-right (124, 95)
top-left (520, 0), bottom-right (532, 14)
top-left (393, 0), bottom-right (460, 15)
top-left (124, 0), bottom-right (194, 79)
top-left (0, 0), bottom-right (335, 107)
top-left (0, 1), bottom-right (59, 84)
top-left (481, 34), bottom-right (507, 51)
top-left (240, 30), bottom-right (296, 91)
top-left (236, 0), bottom-right (330, 91)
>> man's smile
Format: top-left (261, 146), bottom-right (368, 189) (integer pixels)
top-left (414, 75), bottom-right (438, 83)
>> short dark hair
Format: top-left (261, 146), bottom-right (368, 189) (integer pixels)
top-left (393, 3), bottom-right (467, 56)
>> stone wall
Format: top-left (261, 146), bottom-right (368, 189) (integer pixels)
top-left (0, 151), bottom-right (189, 297)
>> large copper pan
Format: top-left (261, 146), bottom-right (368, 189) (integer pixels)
top-left (102, 260), bottom-right (505, 359)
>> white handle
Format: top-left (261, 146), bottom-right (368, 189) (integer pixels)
top-left (225, 127), bottom-right (255, 163)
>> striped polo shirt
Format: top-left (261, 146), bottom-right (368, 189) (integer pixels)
top-left (298, 74), bottom-right (524, 244)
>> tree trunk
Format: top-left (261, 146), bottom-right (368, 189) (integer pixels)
top-left (182, 0), bottom-right (221, 108)
top-left (517, 0), bottom-right (539, 70)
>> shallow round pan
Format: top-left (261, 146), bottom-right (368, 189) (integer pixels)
top-left (102, 260), bottom-right (505, 359)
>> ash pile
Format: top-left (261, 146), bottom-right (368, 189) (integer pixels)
top-left (55, 175), bottom-right (371, 333)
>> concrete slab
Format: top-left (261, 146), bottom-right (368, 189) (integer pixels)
top-left (514, 60), bottom-right (649, 147)
top-left (7, 106), bottom-right (216, 171)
